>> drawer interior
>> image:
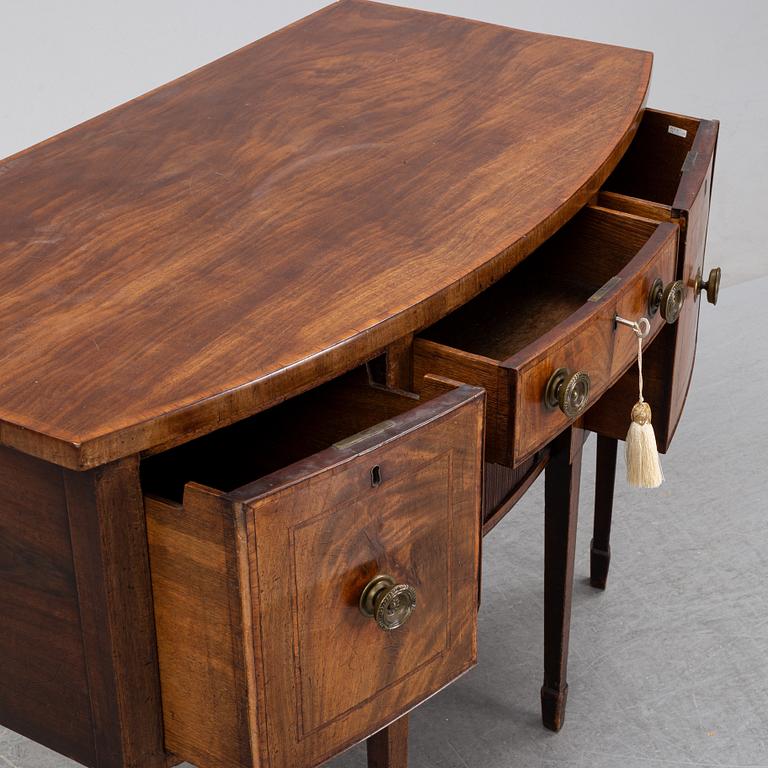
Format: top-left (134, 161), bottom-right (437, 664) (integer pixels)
top-left (419, 207), bottom-right (659, 362)
top-left (141, 368), bottom-right (419, 502)
top-left (602, 109), bottom-right (700, 207)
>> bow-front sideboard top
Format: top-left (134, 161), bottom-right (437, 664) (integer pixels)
top-left (0, 0), bottom-right (651, 469)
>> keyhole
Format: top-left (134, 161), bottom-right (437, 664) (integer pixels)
top-left (371, 465), bottom-right (382, 488)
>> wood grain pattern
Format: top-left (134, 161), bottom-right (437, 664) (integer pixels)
top-left (0, 0), bottom-right (651, 469)
top-left (0, 446), bottom-right (94, 765)
top-left (415, 206), bottom-right (676, 467)
top-left (482, 454), bottom-right (549, 536)
top-left (413, 341), bottom-right (509, 462)
top-left (596, 190), bottom-right (672, 222)
top-left (666, 124), bottom-right (718, 439)
top-left (603, 110), bottom-right (702, 206)
top-left (63, 459), bottom-right (165, 768)
top-left (586, 111), bottom-right (719, 450)
top-left (367, 717), bottom-right (409, 768)
top-left (0, 447), bottom-right (164, 768)
top-left (145, 488), bottom-right (255, 768)
top-left (146, 381), bottom-right (484, 768)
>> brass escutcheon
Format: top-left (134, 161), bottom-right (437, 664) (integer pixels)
top-left (544, 367), bottom-right (591, 419)
top-left (359, 574), bottom-right (417, 631)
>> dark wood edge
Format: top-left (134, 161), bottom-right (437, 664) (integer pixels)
top-left (1, 69), bottom-right (649, 471)
top-left (674, 119), bottom-right (719, 217)
top-left (63, 457), bottom-right (166, 768)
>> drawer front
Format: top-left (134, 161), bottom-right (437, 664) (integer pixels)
top-left (513, 222), bottom-right (676, 462)
top-left (414, 208), bottom-right (678, 468)
top-left (589, 110), bottom-right (719, 449)
top-left (610, 223), bottom-right (678, 379)
top-left (147, 383), bottom-right (484, 768)
top-left (511, 300), bottom-right (615, 461)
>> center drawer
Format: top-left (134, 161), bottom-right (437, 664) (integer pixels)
top-left (413, 207), bottom-right (678, 467)
top-left (142, 371), bottom-right (484, 768)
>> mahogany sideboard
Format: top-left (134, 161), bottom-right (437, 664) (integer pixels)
top-left (0, 2), bottom-right (719, 767)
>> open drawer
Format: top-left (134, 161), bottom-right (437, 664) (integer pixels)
top-left (413, 206), bottom-right (678, 468)
top-left (588, 108), bottom-right (720, 449)
top-left (143, 372), bottom-right (484, 768)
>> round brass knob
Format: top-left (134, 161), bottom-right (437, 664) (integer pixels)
top-left (359, 574), bottom-right (416, 632)
top-left (660, 280), bottom-right (685, 323)
top-left (694, 266), bottom-right (721, 305)
top-left (648, 278), bottom-right (685, 323)
top-left (544, 367), bottom-right (591, 419)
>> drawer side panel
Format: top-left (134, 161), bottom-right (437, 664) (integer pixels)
top-left (146, 489), bottom-right (256, 768)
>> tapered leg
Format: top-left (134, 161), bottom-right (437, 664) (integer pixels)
top-left (367, 716), bottom-right (408, 768)
top-left (590, 435), bottom-right (618, 590)
top-left (541, 428), bottom-right (583, 732)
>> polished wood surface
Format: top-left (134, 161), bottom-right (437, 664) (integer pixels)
top-left (0, 447), bottom-right (94, 764)
top-left (541, 426), bottom-right (584, 732)
top-left (414, 207), bottom-right (677, 466)
top-left (0, 0), bottom-right (651, 469)
top-left (146, 380), bottom-right (484, 768)
top-left (585, 110), bottom-right (719, 451)
top-left (63, 459), bottom-right (165, 768)
top-left (367, 717), bottom-right (409, 768)
top-left (0, 448), bottom-right (165, 768)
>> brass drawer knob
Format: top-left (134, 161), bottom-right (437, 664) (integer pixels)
top-left (694, 266), bottom-right (721, 305)
top-left (359, 574), bottom-right (416, 631)
top-left (648, 278), bottom-right (685, 323)
top-left (544, 367), bottom-right (591, 419)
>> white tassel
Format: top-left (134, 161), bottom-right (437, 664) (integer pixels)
top-left (623, 320), bottom-right (664, 488)
top-left (625, 401), bottom-right (664, 488)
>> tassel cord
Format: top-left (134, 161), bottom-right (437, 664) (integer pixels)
top-left (616, 314), bottom-right (663, 488)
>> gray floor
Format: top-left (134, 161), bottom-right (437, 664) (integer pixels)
top-left (1, 281), bottom-right (764, 767)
